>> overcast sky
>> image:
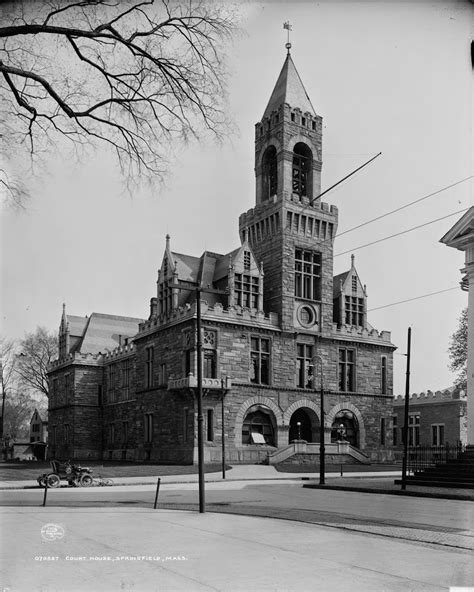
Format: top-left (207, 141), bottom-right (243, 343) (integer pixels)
top-left (1, 0), bottom-right (472, 396)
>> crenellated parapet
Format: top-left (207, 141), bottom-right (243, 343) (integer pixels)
top-left (393, 388), bottom-right (467, 404)
top-left (332, 323), bottom-right (394, 346)
top-left (49, 351), bottom-right (103, 370)
top-left (103, 341), bottom-right (136, 362)
top-left (139, 300), bottom-right (280, 334)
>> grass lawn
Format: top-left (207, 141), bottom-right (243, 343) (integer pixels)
top-left (0, 461), bottom-right (231, 482)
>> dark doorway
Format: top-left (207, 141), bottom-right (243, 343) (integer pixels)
top-left (289, 408), bottom-right (313, 443)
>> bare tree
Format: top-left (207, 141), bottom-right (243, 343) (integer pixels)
top-left (15, 327), bottom-right (58, 399)
top-left (0, 0), bottom-right (236, 205)
top-left (3, 390), bottom-right (36, 440)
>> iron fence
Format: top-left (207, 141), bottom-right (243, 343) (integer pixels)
top-left (407, 442), bottom-right (465, 473)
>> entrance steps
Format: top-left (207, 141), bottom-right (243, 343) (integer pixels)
top-left (266, 441), bottom-right (370, 465)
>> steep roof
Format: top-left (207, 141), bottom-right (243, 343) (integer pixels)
top-left (263, 53), bottom-right (316, 119)
top-left (333, 271), bottom-right (350, 298)
top-left (73, 313), bottom-right (143, 355)
top-left (171, 252), bottom-right (201, 283)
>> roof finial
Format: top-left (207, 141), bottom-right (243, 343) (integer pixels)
top-left (283, 21), bottom-right (292, 54)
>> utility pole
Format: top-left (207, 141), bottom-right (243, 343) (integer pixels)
top-left (169, 282), bottom-right (228, 513)
top-left (0, 358), bottom-right (6, 462)
top-left (313, 354), bottom-right (325, 485)
top-left (401, 327), bottom-right (412, 491)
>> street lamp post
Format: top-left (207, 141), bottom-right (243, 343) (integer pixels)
top-left (170, 281), bottom-right (228, 513)
top-left (313, 354), bottom-right (325, 485)
top-left (221, 377), bottom-right (229, 479)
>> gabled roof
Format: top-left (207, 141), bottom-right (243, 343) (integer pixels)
top-left (171, 252), bottom-right (201, 283)
top-left (66, 315), bottom-right (88, 338)
top-left (440, 206), bottom-right (474, 249)
top-left (333, 271), bottom-right (350, 298)
top-left (73, 313), bottom-right (143, 355)
top-left (263, 53), bottom-right (316, 119)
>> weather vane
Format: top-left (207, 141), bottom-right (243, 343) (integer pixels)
top-left (283, 21), bottom-right (292, 53)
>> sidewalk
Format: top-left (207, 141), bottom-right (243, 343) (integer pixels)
top-left (1, 464), bottom-right (473, 500)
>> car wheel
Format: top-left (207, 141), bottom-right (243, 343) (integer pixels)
top-left (47, 474), bottom-right (61, 488)
top-left (80, 474), bottom-right (93, 487)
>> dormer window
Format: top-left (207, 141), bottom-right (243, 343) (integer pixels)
top-left (345, 296), bottom-right (364, 326)
top-left (235, 273), bottom-right (259, 308)
top-left (352, 276), bottom-right (357, 291)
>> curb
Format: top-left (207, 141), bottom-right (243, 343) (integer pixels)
top-left (302, 483), bottom-right (474, 501)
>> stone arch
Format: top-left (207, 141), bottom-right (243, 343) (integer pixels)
top-left (326, 402), bottom-right (366, 449)
top-left (284, 399), bottom-right (321, 444)
top-left (283, 399), bottom-right (320, 425)
top-left (234, 396), bottom-right (283, 447)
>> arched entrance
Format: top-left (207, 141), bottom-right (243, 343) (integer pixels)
top-left (331, 410), bottom-right (359, 447)
top-left (242, 404), bottom-right (276, 446)
top-left (288, 407), bottom-right (319, 443)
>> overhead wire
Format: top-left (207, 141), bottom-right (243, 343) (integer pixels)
top-left (335, 208), bottom-right (469, 257)
top-left (335, 175), bottom-right (472, 239)
top-left (367, 287), bottom-right (461, 312)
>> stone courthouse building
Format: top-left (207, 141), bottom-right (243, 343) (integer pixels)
top-left (48, 48), bottom-right (396, 464)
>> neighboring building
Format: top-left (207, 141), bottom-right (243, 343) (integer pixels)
top-left (29, 408), bottom-right (48, 443)
top-left (48, 48), bottom-right (396, 464)
top-left (392, 388), bottom-right (467, 458)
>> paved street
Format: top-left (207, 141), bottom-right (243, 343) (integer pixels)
top-left (2, 478), bottom-right (474, 591)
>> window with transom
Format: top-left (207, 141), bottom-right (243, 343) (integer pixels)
top-left (250, 337), bottom-right (270, 385)
top-left (295, 249), bottom-right (321, 301)
top-left (297, 344), bottom-right (314, 389)
top-left (338, 348), bottom-right (355, 392)
top-left (235, 274), bottom-right (259, 308)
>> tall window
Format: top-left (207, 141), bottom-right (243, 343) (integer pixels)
top-left (381, 357), bottom-right (387, 394)
top-left (297, 344), bottom-right (313, 389)
top-left (108, 423), bottom-right (115, 445)
top-left (408, 414), bottom-right (420, 446)
top-left (122, 421), bottom-right (129, 446)
top-left (431, 424), bottom-right (445, 446)
top-left (345, 296), bottom-right (364, 326)
top-left (262, 145), bottom-right (278, 199)
top-left (144, 413), bottom-right (153, 443)
top-left (235, 274), bottom-right (259, 308)
top-left (295, 249), bottom-right (321, 301)
top-left (380, 417), bottom-right (386, 445)
top-left (392, 416), bottom-right (398, 446)
top-left (292, 143), bottom-right (312, 197)
top-left (122, 359), bottom-right (131, 399)
top-left (158, 363), bottom-right (167, 385)
top-left (250, 337), bottom-right (270, 385)
top-left (108, 365), bottom-right (116, 403)
top-left (145, 346), bottom-right (154, 388)
top-left (64, 423), bottom-right (70, 444)
top-left (207, 409), bottom-right (214, 442)
top-left (338, 349), bottom-right (355, 392)
top-left (203, 350), bottom-right (217, 379)
top-left (158, 278), bottom-right (172, 315)
top-left (65, 373), bottom-right (71, 402)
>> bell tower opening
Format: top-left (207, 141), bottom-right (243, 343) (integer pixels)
top-left (292, 142), bottom-right (312, 199)
top-left (262, 145), bottom-right (278, 200)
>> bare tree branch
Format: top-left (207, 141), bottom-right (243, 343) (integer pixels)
top-left (0, 0), bottom-right (237, 206)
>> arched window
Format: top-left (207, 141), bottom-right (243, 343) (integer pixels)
top-left (331, 410), bottom-right (359, 447)
top-left (292, 143), bottom-right (312, 198)
top-left (242, 404), bottom-right (275, 445)
top-left (262, 146), bottom-right (277, 199)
